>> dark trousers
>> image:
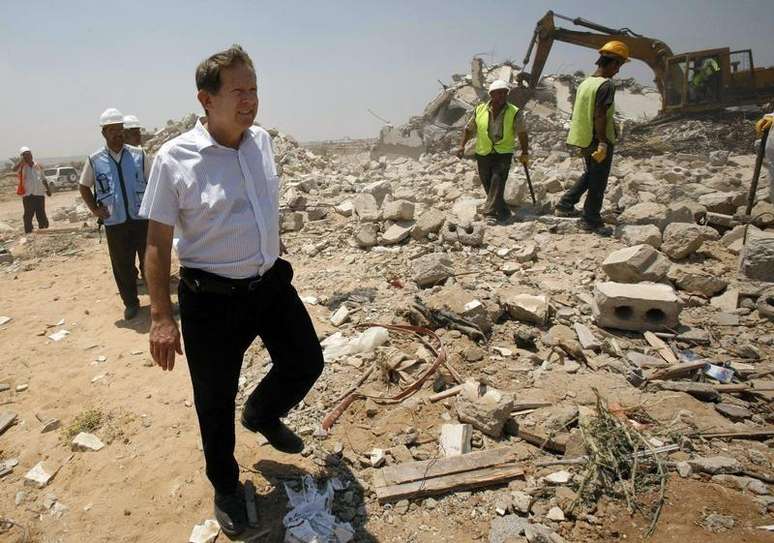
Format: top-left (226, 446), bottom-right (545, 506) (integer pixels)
top-left (104, 219), bottom-right (148, 308)
top-left (22, 195), bottom-right (49, 233)
top-left (178, 259), bottom-right (324, 495)
top-left (557, 145), bottom-right (614, 224)
top-left (476, 152), bottom-right (512, 218)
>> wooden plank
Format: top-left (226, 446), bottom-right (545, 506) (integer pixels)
top-left (644, 332), bottom-right (678, 365)
top-left (377, 447), bottom-right (519, 487)
top-left (516, 427), bottom-right (567, 454)
top-left (429, 384), bottom-right (463, 403)
top-left (699, 429), bottom-right (774, 440)
top-left (0, 411), bottom-right (17, 437)
top-left (512, 402), bottom-right (552, 413)
top-left (375, 463), bottom-right (524, 502)
top-left (647, 361), bottom-right (706, 381)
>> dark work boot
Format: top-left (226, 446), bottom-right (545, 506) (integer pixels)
top-left (241, 414), bottom-right (304, 454)
top-left (214, 484), bottom-right (247, 538)
top-left (579, 220), bottom-right (612, 236)
top-left (554, 206), bottom-right (581, 218)
top-left (123, 305), bottom-right (139, 320)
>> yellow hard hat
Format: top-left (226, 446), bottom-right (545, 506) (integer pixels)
top-left (598, 41), bottom-right (630, 63)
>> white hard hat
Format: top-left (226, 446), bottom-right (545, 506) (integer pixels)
top-left (123, 114), bottom-right (141, 129)
top-left (99, 108), bottom-right (124, 126)
top-left (19, 146), bottom-right (31, 155)
top-left (488, 79), bottom-right (510, 93)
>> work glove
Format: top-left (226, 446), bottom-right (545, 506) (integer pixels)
top-left (755, 114), bottom-right (773, 138)
top-left (591, 142), bottom-right (608, 163)
top-left (517, 153), bottom-right (529, 166)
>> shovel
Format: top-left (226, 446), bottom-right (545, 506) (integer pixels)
top-left (744, 125), bottom-right (770, 217)
top-left (522, 162), bottom-right (536, 206)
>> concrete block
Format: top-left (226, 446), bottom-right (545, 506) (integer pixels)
top-left (504, 293), bottom-right (549, 325)
top-left (592, 281), bottom-right (681, 332)
top-left (602, 244), bottom-right (670, 283)
top-left (455, 381), bottom-right (514, 438)
top-left (72, 432), bottom-right (105, 452)
top-left (438, 423), bottom-right (472, 457)
top-left (740, 227), bottom-right (774, 282)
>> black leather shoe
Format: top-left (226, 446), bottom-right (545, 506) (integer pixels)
top-left (241, 414), bottom-right (304, 454)
top-left (123, 305), bottom-right (139, 320)
top-left (214, 486), bottom-right (247, 538)
top-left (554, 207), bottom-right (580, 217)
top-left (579, 220), bottom-right (612, 236)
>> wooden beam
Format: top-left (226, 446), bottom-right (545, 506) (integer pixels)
top-left (647, 361), bottom-right (706, 381)
top-left (644, 331), bottom-right (678, 365)
top-left (0, 411), bottom-right (17, 437)
top-left (373, 448), bottom-right (523, 503)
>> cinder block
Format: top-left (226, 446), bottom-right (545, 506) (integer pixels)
top-left (592, 281), bottom-right (681, 332)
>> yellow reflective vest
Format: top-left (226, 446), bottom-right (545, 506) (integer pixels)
top-left (475, 102), bottom-right (518, 155)
top-left (566, 76), bottom-right (617, 148)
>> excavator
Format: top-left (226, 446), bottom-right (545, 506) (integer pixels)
top-left (518, 10), bottom-right (774, 115)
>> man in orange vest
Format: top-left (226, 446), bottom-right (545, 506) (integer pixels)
top-left (14, 146), bottom-right (51, 233)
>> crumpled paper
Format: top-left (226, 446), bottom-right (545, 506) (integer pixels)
top-left (283, 476), bottom-right (354, 543)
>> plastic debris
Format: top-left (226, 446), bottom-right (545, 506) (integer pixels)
top-left (283, 475), bottom-right (354, 543)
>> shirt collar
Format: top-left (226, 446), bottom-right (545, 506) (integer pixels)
top-left (193, 117), bottom-right (252, 151)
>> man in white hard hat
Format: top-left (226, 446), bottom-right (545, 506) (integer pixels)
top-left (141, 44), bottom-right (323, 537)
top-left (123, 115), bottom-right (143, 147)
top-left (457, 79), bottom-right (529, 223)
top-left (79, 108), bottom-right (152, 320)
top-left (13, 146), bottom-right (51, 233)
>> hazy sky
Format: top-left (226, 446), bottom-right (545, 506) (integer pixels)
top-left (2, 0), bottom-right (773, 159)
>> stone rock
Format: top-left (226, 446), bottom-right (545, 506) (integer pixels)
top-left (504, 293), bottom-right (549, 325)
top-left (543, 470), bottom-right (572, 484)
top-left (688, 456), bottom-right (742, 475)
top-left (380, 222), bottom-right (414, 245)
top-left (714, 403), bottom-right (752, 421)
top-left (668, 266), bottom-right (728, 297)
top-left (676, 461), bottom-right (692, 478)
top-left (189, 519), bottom-right (220, 543)
top-left (24, 462), bottom-right (56, 488)
top-left (615, 224), bottom-right (662, 249)
top-left (544, 405), bottom-right (579, 432)
top-left (354, 223), bottom-right (379, 248)
top-left (335, 200), bottom-right (353, 217)
top-left (383, 200), bottom-right (415, 221)
top-left (489, 515), bottom-right (529, 543)
top-left (72, 432), bottom-right (105, 452)
top-left (698, 191), bottom-right (742, 215)
top-left (709, 150), bottom-right (729, 166)
top-left (330, 305), bottom-right (351, 326)
top-left (618, 202), bottom-right (668, 230)
top-left (411, 209), bottom-right (445, 240)
top-left (740, 227), bottom-right (774, 282)
top-left (370, 448), bottom-right (386, 468)
top-left (524, 523), bottom-right (566, 543)
top-left (352, 193), bottom-right (380, 222)
top-left (505, 177), bottom-right (545, 206)
top-left (546, 507), bottom-right (565, 522)
top-left (602, 244), bottom-right (670, 283)
top-left (439, 423), bottom-right (472, 457)
top-left (573, 323), bottom-right (600, 351)
top-left (450, 198), bottom-right (479, 226)
top-left (710, 289), bottom-right (739, 313)
top-left (661, 223), bottom-right (717, 260)
top-left (362, 180), bottom-right (392, 206)
top-left (666, 202), bottom-right (695, 224)
top-left (285, 187), bottom-right (307, 211)
top-left (280, 211), bottom-right (304, 232)
top-left (511, 491), bottom-right (533, 514)
top-left (411, 253), bottom-right (453, 288)
top-left (513, 242), bottom-right (538, 263)
top-left (592, 281), bottom-right (681, 332)
top-left (455, 382), bottom-right (514, 438)
top-left (462, 299), bottom-right (494, 335)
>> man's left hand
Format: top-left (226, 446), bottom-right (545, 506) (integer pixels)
top-left (46, 190), bottom-right (52, 197)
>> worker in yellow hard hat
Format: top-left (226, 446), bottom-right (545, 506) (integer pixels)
top-left (555, 40), bottom-right (629, 234)
top-left (457, 79), bottom-right (529, 223)
top-left (756, 112), bottom-right (773, 202)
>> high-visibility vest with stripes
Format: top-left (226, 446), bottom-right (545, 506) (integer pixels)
top-left (89, 146), bottom-right (146, 226)
top-left (566, 76), bottom-right (617, 148)
top-left (474, 102), bottom-right (518, 155)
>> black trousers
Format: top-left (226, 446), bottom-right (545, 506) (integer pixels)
top-left (178, 259), bottom-right (324, 495)
top-left (22, 195), bottom-right (49, 233)
top-left (557, 145), bottom-right (614, 225)
top-left (476, 152), bottom-right (512, 218)
top-left (104, 219), bottom-right (148, 308)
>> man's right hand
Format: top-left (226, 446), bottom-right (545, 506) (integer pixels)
top-left (149, 316), bottom-right (183, 371)
top-left (94, 207), bottom-right (110, 220)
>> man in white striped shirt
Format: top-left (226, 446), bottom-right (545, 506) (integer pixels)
top-left (140, 45), bottom-right (323, 537)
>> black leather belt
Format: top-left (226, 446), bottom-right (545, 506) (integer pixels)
top-left (180, 264), bottom-right (278, 295)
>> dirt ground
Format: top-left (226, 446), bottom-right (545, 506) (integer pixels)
top-left (0, 190), bottom-right (772, 543)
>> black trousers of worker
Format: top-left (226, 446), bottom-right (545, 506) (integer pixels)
top-left (476, 152), bottom-right (512, 218)
top-left (557, 145), bottom-right (614, 225)
top-left (22, 195), bottom-right (49, 233)
top-left (104, 219), bottom-right (148, 309)
top-left (178, 259), bottom-right (324, 495)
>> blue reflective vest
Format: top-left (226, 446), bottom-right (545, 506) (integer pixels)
top-left (89, 146), bottom-right (146, 226)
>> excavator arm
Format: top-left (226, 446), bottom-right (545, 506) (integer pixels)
top-left (520, 11), bottom-right (676, 105)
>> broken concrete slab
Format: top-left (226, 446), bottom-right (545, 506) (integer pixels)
top-left (573, 323), bottom-right (601, 351)
top-left (455, 382), bottom-right (514, 438)
top-left (740, 227), bottom-right (774, 282)
top-left (352, 193), bottom-right (380, 222)
top-left (354, 223), bottom-right (379, 248)
top-left (602, 244), bottom-right (670, 283)
top-left (281, 211), bottom-right (304, 233)
top-left (489, 515), bottom-right (529, 543)
top-left (24, 461), bottom-right (56, 488)
top-left (661, 223), bottom-right (712, 260)
top-left (380, 222), bottom-right (414, 245)
top-left (504, 293), bottom-right (549, 325)
top-left (438, 423), bottom-right (472, 457)
top-left (710, 288), bottom-right (739, 313)
top-left (617, 202), bottom-right (669, 230)
top-left (668, 266), bottom-right (728, 297)
top-left (189, 519), bottom-right (220, 543)
top-left (652, 381), bottom-right (720, 402)
top-left (714, 403), bottom-right (752, 421)
top-left (72, 432), bottom-right (105, 452)
top-left (687, 456), bottom-right (742, 475)
top-left (330, 305), bottom-right (351, 327)
top-left (592, 281), bottom-right (681, 332)
top-left (382, 200), bottom-right (415, 221)
top-left (411, 253), bottom-right (454, 288)
top-left (411, 209), bottom-right (445, 240)
top-left (615, 224), bottom-right (662, 249)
